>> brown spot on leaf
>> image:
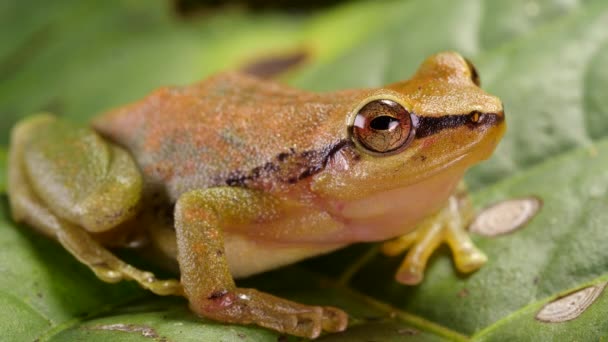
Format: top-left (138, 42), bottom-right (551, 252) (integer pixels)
top-left (458, 288), bottom-right (469, 298)
top-left (88, 323), bottom-right (160, 339)
top-left (174, 0), bottom-right (346, 17)
top-left (536, 282), bottom-right (607, 323)
top-left (398, 327), bottom-right (420, 335)
top-left (470, 196), bottom-right (542, 237)
top-left (241, 51), bottom-right (309, 79)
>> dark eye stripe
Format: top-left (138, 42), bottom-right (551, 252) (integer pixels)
top-left (414, 112), bottom-right (504, 138)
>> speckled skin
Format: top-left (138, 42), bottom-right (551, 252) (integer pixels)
top-left (8, 52), bottom-right (505, 338)
top-left (93, 73), bottom-right (362, 201)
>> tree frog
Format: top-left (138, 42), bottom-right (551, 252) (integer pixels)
top-left (7, 52), bottom-right (505, 338)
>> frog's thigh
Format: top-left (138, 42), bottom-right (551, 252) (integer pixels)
top-left (13, 114), bottom-right (142, 232)
top-left (174, 187), bottom-right (347, 338)
top-left (382, 194), bottom-right (487, 285)
top-left (8, 114), bottom-right (181, 296)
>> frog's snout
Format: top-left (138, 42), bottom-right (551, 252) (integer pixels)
top-left (475, 108), bottom-right (506, 160)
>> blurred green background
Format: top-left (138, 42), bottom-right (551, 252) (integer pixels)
top-left (1, 0), bottom-right (608, 341)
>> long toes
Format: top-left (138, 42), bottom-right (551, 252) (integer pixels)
top-left (92, 266), bottom-right (124, 283)
top-left (146, 279), bottom-right (184, 296)
top-left (395, 264), bottom-right (424, 285)
top-left (294, 318), bottom-right (322, 339)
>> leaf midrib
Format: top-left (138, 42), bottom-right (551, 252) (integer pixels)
top-left (472, 275), bottom-right (608, 340)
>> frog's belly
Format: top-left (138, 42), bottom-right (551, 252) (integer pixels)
top-left (224, 233), bottom-right (345, 278)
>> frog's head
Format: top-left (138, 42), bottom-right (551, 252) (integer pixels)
top-left (312, 52), bottom-right (505, 242)
top-left (358, 51), bottom-right (505, 167)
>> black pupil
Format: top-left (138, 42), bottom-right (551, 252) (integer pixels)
top-left (370, 116), bottom-right (398, 130)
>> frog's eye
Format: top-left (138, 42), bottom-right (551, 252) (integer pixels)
top-left (351, 99), bottom-right (414, 155)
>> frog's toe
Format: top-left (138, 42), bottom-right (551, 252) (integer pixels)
top-left (91, 264), bottom-right (125, 283)
top-left (92, 260), bottom-right (183, 296)
top-left (289, 309), bottom-right (323, 339)
top-left (321, 306), bottom-right (348, 332)
top-left (446, 233), bottom-right (487, 273)
top-left (142, 278), bottom-right (184, 296)
top-left (288, 306), bottom-right (347, 337)
top-left (382, 220), bottom-right (443, 285)
top-left (395, 262), bottom-right (425, 285)
top-left (392, 234), bottom-right (438, 285)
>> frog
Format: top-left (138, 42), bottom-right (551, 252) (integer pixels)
top-left (7, 51), bottom-right (505, 339)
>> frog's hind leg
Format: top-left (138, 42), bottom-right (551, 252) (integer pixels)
top-left (7, 114), bottom-right (182, 296)
top-left (381, 195), bottom-right (487, 285)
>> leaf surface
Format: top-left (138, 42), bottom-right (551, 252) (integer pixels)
top-left (1, 0), bottom-right (607, 340)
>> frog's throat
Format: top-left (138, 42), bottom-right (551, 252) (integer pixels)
top-left (414, 111), bottom-right (504, 138)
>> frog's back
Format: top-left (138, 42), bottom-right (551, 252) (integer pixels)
top-left (93, 73), bottom-right (359, 201)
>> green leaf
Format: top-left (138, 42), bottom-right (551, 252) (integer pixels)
top-left (347, 138), bottom-right (608, 337)
top-left (469, 0), bottom-right (608, 189)
top-left (1, 0), bottom-right (607, 341)
top-left (0, 0), bottom-right (308, 143)
top-left (0, 212), bottom-right (455, 341)
top-left (0, 146), bottom-right (6, 194)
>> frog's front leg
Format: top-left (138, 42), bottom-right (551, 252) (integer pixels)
top-left (8, 114), bottom-right (182, 296)
top-left (174, 188), bottom-right (348, 338)
top-left (382, 194), bottom-right (487, 284)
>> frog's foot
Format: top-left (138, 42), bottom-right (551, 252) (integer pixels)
top-left (11, 185), bottom-right (183, 296)
top-left (381, 197), bottom-right (487, 285)
top-left (196, 288), bottom-right (347, 339)
top-left (15, 196), bottom-right (184, 296)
